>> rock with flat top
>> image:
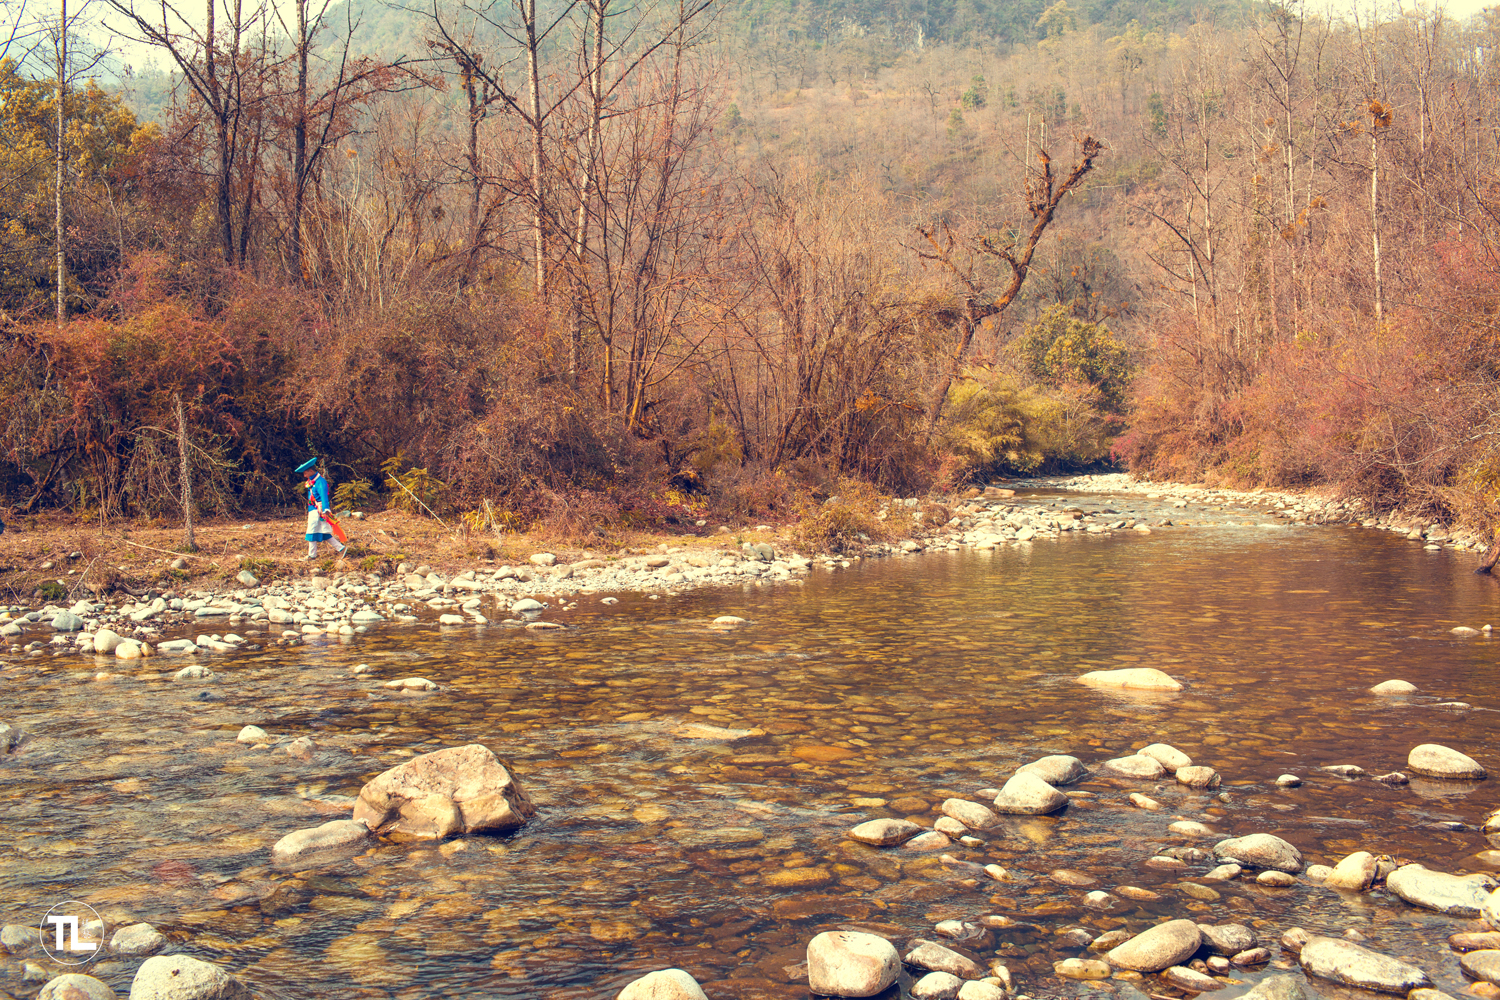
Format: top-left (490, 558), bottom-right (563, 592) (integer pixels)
top-left (352, 744), bottom-right (535, 839)
top-left (1460, 951), bottom-right (1500, 985)
top-left (848, 818), bottom-right (923, 847)
top-left (1015, 754), bottom-right (1088, 785)
top-left (271, 819), bottom-right (372, 866)
top-left (1103, 754), bottom-right (1166, 778)
top-left (806, 930), bottom-right (900, 997)
top-left (1407, 744), bottom-right (1487, 780)
top-left (1105, 919), bottom-right (1201, 972)
top-left (1298, 936), bottom-right (1430, 994)
top-left (941, 798), bottom-right (1000, 831)
top-left (1076, 667), bottom-right (1182, 691)
top-left (904, 940), bottom-right (985, 980)
top-left (1140, 743), bottom-right (1192, 769)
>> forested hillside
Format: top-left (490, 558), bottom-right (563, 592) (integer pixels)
top-left (3, 0), bottom-right (1499, 539)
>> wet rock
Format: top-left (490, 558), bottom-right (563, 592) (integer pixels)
top-left (1016, 754), bottom-right (1089, 785)
top-left (1161, 966), bottom-right (1226, 991)
top-left (1282, 928), bottom-right (1310, 952)
top-left (236, 725), bottom-right (267, 744)
top-left (511, 598), bottom-right (544, 613)
top-left (1234, 948), bottom-right (1271, 966)
top-left (271, 819), bottom-right (372, 866)
top-left (1298, 935), bottom-right (1431, 994)
top-left (806, 930), bottom-right (900, 997)
top-left (285, 737), bottom-right (315, 761)
top-left (1084, 890), bottom-right (1115, 909)
top-left (110, 922), bottom-right (165, 956)
top-left (1325, 851), bottom-right (1379, 891)
top-left (1116, 886), bottom-right (1161, 901)
top-left (1452, 932), bottom-right (1500, 952)
top-left (1320, 764), bottom-right (1366, 777)
top-left (1177, 766), bottom-right (1221, 789)
top-left (174, 665), bottom-right (212, 681)
top-left (1373, 771), bottom-right (1409, 786)
top-left (1370, 679), bottom-right (1418, 694)
top-left (1213, 833), bottom-right (1303, 872)
top-left (1407, 744), bottom-right (1488, 780)
top-left (934, 817), bottom-right (967, 837)
top-left (1091, 930), bottom-right (1131, 952)
top-left (383, 677), bottom-right (438, 691)
top-left (92, 628), bottom-right (125, 654)
top-left (116, 640), bottom-right (141, 660)
top-left (1275, 774), bottom-right (1302, 788)
top-left (1140, 743), bottom-right (1193, 769)
top-left (617, 969), bottom-right (709, 1000)
top-left (1461, 951), bottom-right (1500, 985)
top-left (1170, 821), bottom-right (1214, 837)
top-left (352, 744), bottom-right (536, 839)
top-left (1197, 923), bottom-right (1255, 956)
top-left (1203, 864), bottom-right (1241, 881)
top-left (51, 611), bottom-right (84, 632)
top-left (1, 923), bottom-right (32, 952)
top-left (905, 831), bottom-right (951, 851)
top-left (992, 772), bottom-right (1068, 814)
top-left (1076, 667), bottom-right (1183, 691)
top-left (1238, 974), bottom-right (1311, 1000)
top-left (1105, 918), bottom-right (1202, 972)
top-left (1104, 754), bottom-right (1167, 778)
top-left (957, 984), bottom-right (1006, 1000)
top-left (1057, 928), bottom-right (1096, 948)
top-left (941, 798), bottom-right (1000, 831)
top-left (1130, 793), bottom-right (1161, 810)
top-left (905, 940), bottom-right (985, 979)
top-left (1410, 991), bottom-right (1459, 1000)
top-left (911, 971), bottom-right (964, 999)
top-left (1053, 958), bottom-right (1111, 980)
top-left (129, 955), bottom-right (252, 1000)
top-left (1486, 888), bottom-right (1500, 930)
top-left (1386, 865), bottom-right (1497, 916)
top-left (848, 818), bottom-right (923, 847)
top-left (438, 614), bottom-right (467, 625)
top-left (38, 974), bottom-right (117, 1000)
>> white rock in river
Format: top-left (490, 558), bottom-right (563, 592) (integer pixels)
top-left (848, 818), bottom-right (923, 847)
top-left (1140, 743), bottom-right (1192, 769)
top-left (616, 968), bottom-right (708, 1000)
top-left (1486, 887), bottom-right (1500, 931)
top-left (1213, 833), bottom-right (1303, 872)
top-left (904, 940), bottom-right (986, 979)
top-left (1197, 923), bottom-right (1255, 955)
top-left (1161, 966), bottom-right (1226, 992)
top-left (1407, 743), bottom-right (1488, 779)
top-left (957, 983), bottom-right (1007, 1000)
top-left (92, 628), bottom-right (125, 654)
top-left (236, 725), bottom-right (267, 744)
top-left (352, 744), bottom-right (535, 839)
top-left (1176, 765), bottom-right (1221, 788)
top-left (110, 922), bottom-right (165, 956)
top-left (1275, 774), bottom-right (1302, 787)
top-left (38, 974), bottom-right (117, 1000)
top-left (511, 598), bottom-right (545, 613)
top-left (271, 819), bottom-right (372, 866)
top-left (806, 930), bottom-right (900, 997)
top-left (1370, 679), bottom-right (1417, 695)
top-left (1076, 667), bottom-right (1183, 691)
top-left (129, 955), bottom-right (252, 1000)
top-left (0, 923), bottom-right (32, 953)
top-left (1461, 951), bottom-right (1500, 986)
top-left (941, 798), bottom-right (1000, 830)
top-left (991, 772), bottom-right (1068, 814)
top-left (1105, 918), bottom-right (1202, 972)
top-left (115, 640), bottom-right (141, 660)
top-left (1238, 974), bottom-right (1315, 1000)
top-left (910, 971), bottom-right (963, 1000)
top-left (1385, 864), bottom-right (1497, 916)
top-left (1298, 936), bottom-right (1431, 993)
top-left (1015, 754), bottom-right (1088, 785)
top-left (1103, 754), bottom-right (1166, 778)
top-left (1325, 851), bottom-right (1379, 891)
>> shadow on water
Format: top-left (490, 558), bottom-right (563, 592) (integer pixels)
top-left (0, 493), bottom-right (1496, 999)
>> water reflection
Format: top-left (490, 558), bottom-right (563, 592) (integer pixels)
top-left (1, 493), bottom-right (1496, 999)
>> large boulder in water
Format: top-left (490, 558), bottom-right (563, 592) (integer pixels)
top-left (807, 930), bottom-right (900, 997)
top-left (1105, 919), bottom-right (1202, 972)
top-left (1076, 667), bottom-right (1182, 692)
top-left (1298, 936), bottom-right (1430, 994)
top-left (1407, 744), bottom-right (1487, 780)
top-left (129, 955), bottom-right (252, 1000)
top-left (1385, 865), bottom-right (1497, 917)
top-left (352, 744), bottom-right (535, 839)
top-left (616, 969), bottom-right (708, 1000)
top-left (992, 772), bottom-right (1068, 815)
top-left (1213, 833), bottom-right (1303, 873)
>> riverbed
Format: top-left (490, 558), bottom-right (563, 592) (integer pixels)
top-left (0, 484), bottom-right (1496, 1000)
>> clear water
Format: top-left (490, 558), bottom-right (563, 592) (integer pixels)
top-left (1, 488), bottom-right (1496, 1000)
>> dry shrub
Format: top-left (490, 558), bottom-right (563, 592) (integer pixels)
top-left (791, 479), bottom-right (892, 553)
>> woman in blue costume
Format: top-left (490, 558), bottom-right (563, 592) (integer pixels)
top-left (298, 458), bottom-right (345, 559)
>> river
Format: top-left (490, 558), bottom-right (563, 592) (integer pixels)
top-left (1, 485), bottom-right (1496, 999)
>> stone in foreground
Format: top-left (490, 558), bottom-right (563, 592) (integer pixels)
top-left (806, 930), bottom-right (900, 997)
top-left (1407, 744), bottom-right (1487, 780)
top-left (1298, 935), bottom-right (1431, 994)
top-left (128, 955), bottom-right (252, 1000)
top-left (271, 819), bottom-right (372, 866)
top-left (1325, 852), bottom-right (1378, 891)
top-left (110, 922), bottom-right (165, 956)
top-left (1238, 975), bottom-right (1314, 1000)
top-left (352, 744), bottom-right (535, 839)
top-left (1161, 966), bottom-right (1226, 992)
top-left (1015, 754), bottom-right (1089, 786)
top-left (1386, 865), bottom-right (1496, 917)
top-left (39, 974), bottom-right (117, 1000)
top-left (1140, 743), bottom-right (1192, 769)
top-left (1076, 667), bottom-right (1183, 691)
top-left (904, 940), bottom-right (986, 979)
top-left (617, 968), bottom-right (709, 1000)
top-left (1105, 918), bottom-right (1202, 972)
top-left (991, 772), bottom-right (1068, 814)
top-left (848, 818), bottom-right (923, 847)
top-left (1213, 833), bottom-right (1303, 872)
top-left (1460, 951), bottom-right (1500, 986)
top-left (911, 971), bottom-right (964, 999)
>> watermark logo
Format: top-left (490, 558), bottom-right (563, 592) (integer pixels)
top-left (39, 900), bottom-right (105, 966)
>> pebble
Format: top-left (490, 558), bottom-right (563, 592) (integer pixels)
top-left (1275, 774), bottom-right (1303, 787)
top-left (110, 921), bottom-right (166, 956)
top-left (1140, 742), bottom-right (1192, 769)
top-left (1257, 870), bottom-right (1298, 887)
top-left (911, 971), bottom-right (965, 999)
top-left (1177, 765), bottom-right (1221, 788)
top-left (1129, 792), bottom-right (1161, 810)
top-left (1161, 965), bottom-right (1226, 991)
top-left (37, 974), bottom-right (117, 1000)
top-left (1106, 919), bottom-right (1202, 972)
top-left (904, 940), bottom-right (986, 979)
top-left (1053, 958), bottom-right (1110, 980)
top-left (1325, 851), bottom-right (1379, 891)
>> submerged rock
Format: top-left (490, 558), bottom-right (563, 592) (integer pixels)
top-left (271, 819), bottom-right (372, 866)
top-left (1213, 833), bottom-right (1303, 872)
top-left (352, 744), bottom-right (535, 839)
top-left (1161, 966), bottom-right (1226, 992)
top-left (806, 930), bottom-right (900, 997)
top-left (1298, 936), bottom-right (1431, 994)
top-left (1370, 679), bottom-right (1418, 694)
top-left (1197, 923), bottom-right (1255, 956)
top-left (1386, 865), bottom-right (1497, 917)
top-left (1238, 975), bottom-right (1314, 1000)
top-left (1408, 744), bottom-right (1488, 780)
top-left (617, 969), bottom-right (709, 1000)
top-left (1460, 950), bottom-right (1500, 985)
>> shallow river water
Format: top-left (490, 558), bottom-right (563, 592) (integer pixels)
top-left (1, 487), bottom-right (1497, 1000)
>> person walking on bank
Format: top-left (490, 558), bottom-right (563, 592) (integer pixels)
top-left (299, 458), bottom-right (346, 560)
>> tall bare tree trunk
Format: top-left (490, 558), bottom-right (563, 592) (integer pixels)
top-left (55, 0), bottom-right (66, 326)
top-left (524, 0), bottom-right (546, 298)
top-left (175, 394), bottom-right (197, 552)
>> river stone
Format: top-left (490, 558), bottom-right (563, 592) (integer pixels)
top-left (1452, 933), bottom-right (1500, 952)
top-left (1486, 888), bottom-right (1500, 930)
top-left (93, 628), bottom-right (125, 654)
top-left (1, 923), bottom-right (33, 953)
top-left (1015, 754), bottom-right (1089, 785)
top-left (511, 598), bottom-right (544, 613)
top-left (1462, 951), bottom-right (1500, 985)
top-left (236, 725), bottom-right (268, 744)
top-left (38, 974), bottom-right (117, 1000)
top-left (116, 640), bottom-right (141, 660)
top-left (128, 955), bottom-right (252, 1000)
top-left (905, 831), bottom-right (951, 851)
top-left (1197, 923), bottom-right (1255, 956)
top-left (1411, 991), bottom-right (1458, 1000)
top-left (911, 971), bottom-right (964, 999)
top-left (1076, 667), bottom-right (1183, 691)
top-left (51, 611), bottom-right (84, 632)
top-left (905, 940), bottom-right (985, 979)
top-left (848, 818), bottom-right (923, 846)
top-left (1105, 919), bottom-right (1202, 972)
top-left (235, 570), bottom-right (259, 587)
top-left (1408, 744), bottom-right (1488, 780)
top-left (1213, 833), bottom-right (1303, 872)
top-left (957, 984), bottom-right (1006, 1000)
top-left (1386, 865), bottom-right (1497, 916)
top-left (1276, 774), bottom-right (1302, 787)
top-left (941, 798), bottom-right (1000, 830)
top-left (1326, 852), bottom-right (1379, 891)
top-left (806, 930), bottom-right (900, 997)
top-left (992, 772), bottom-right (1068, 814)
top-left (352, 744), bottom-right (535, 839)
top-left (1053, 958), bottom-right (1111, 980)
top-left (1298, 936), bottom-right (1431, 993)
top-left (1141, 743), bottom-right (1193, 769)
top-left (110, 922), bottom-right (165, 956)
top-left (617, 968), bottom-right (708, 1000)
top-left (1130, 793), bottom-right (1161, 810)
top-left (1103, 754), bottom-right (1167, 778)
top-left (1162, 966), bottom-right (1226, 992)
top-left (1238, 975), bottom-right (1313, 1000)
top-left (1371, 679), bottom-right (1418, 694)
top-left (272, 819), bottom-right (372, 865)
top-left (1177, 766), bottom-right (1221, 789)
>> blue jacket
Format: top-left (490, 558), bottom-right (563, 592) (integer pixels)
top-left (306, 473), bottom-right (331, 513)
